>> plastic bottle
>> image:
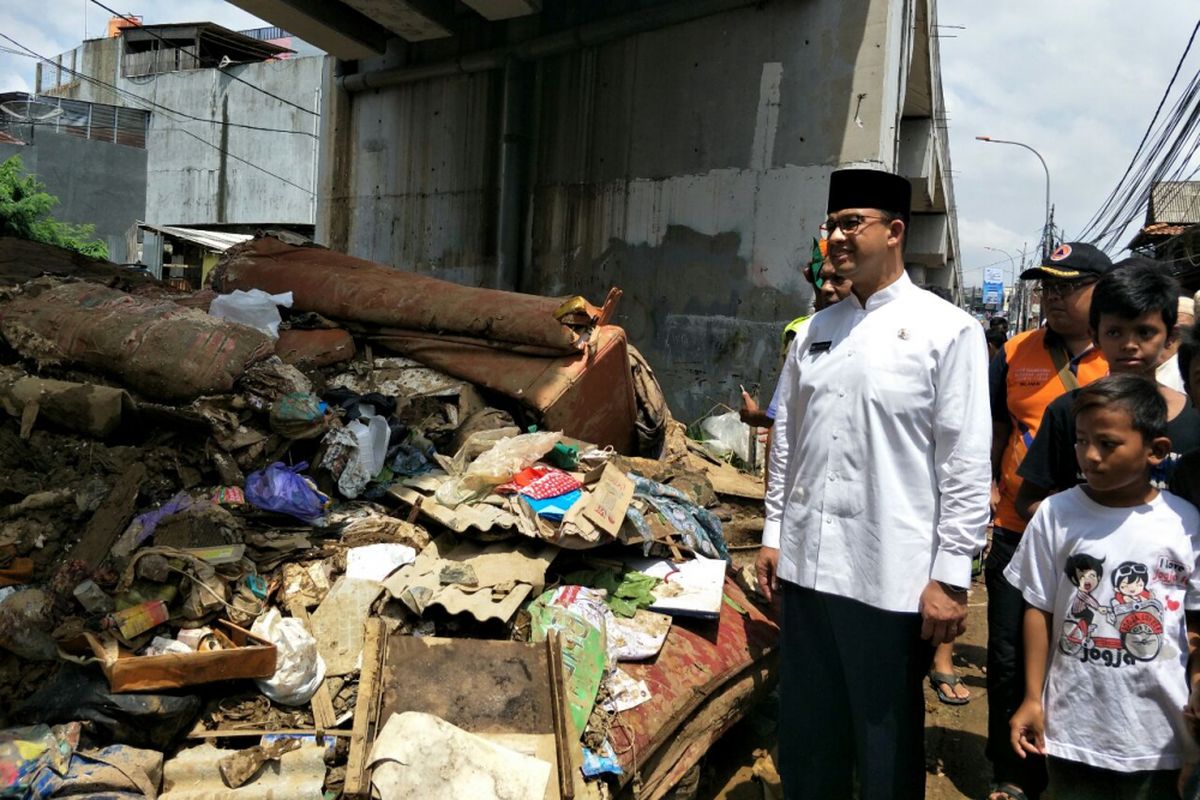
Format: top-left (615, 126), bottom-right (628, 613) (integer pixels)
top-left (102, 599), bottom-right (170, 639)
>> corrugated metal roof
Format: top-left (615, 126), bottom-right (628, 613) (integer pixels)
top-left (1150, 182), bottom-right (1200, 224)
top-left (139, 224), bottom-right (253, 252)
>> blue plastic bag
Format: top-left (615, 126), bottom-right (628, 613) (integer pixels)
top-left (245, 462), bottom-right (329, 524)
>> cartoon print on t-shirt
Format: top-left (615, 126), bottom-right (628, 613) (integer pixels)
top-left (1059, 553), bottom-right (1104, 653)
top-left (1059, 556), bottom-right (1167, 665)
top-left (1104, 561), bottom-right (1163, 662)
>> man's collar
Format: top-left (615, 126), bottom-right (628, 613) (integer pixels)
top-left (850, 270), bottom-right (912, 311)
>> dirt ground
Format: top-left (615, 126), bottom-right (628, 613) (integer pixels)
top-left (700, 569), bottom-right (993, 800)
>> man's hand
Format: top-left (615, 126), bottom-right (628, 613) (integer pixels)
top-left (1009, 697), bottom-right (1046, 759)
top-left (990, 481), bottom-right (1001, 516)
top-left (756, 546), bottom-right (780, 602)
top-left (918, 580), bottom-right (967, 644)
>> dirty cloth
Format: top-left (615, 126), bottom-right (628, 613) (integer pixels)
top-left (521, 489), bottom-right (582, 522)
top-left (28, 744), bottom-right (163, 799)
top-left (625, 474), bottom-right (729, 561)
top-left (368, 712), bottom-right (552, 800)
top-left (0, 723), bottom-right (77, 798)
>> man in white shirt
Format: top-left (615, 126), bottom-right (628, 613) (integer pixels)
top-left (757, 168), bottom-right (992, 799)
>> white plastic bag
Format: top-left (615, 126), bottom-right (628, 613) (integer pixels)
top-left (700, 411), bottom-right (757, 465)
top-left (209, 289), bottom-right (294, 338)
top-left (250, 607), bottom-right (326, 706)
top-left (336, 414), bottom-right (390, 499)
top-left (434, 430), bottom-right (560, 508)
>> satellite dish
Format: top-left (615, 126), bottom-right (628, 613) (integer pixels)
top-left (0, 97), bottom-right (64, 122)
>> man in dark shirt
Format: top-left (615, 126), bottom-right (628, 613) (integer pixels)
top-left (1018, 260), bottom-right (1200, 519)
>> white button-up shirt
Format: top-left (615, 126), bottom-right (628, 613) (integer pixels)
top-left (763, 272), bottom-right (991, 613)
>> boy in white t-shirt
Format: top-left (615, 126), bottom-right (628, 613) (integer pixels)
top-left (1005, 373), bottom-right (1200, 797)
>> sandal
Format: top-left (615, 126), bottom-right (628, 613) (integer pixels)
top-left (928, 669), bottom-right (970, 705)
top-left (986, 783), bottom-right (1029, 800)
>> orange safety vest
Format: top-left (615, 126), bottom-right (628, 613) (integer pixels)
top-left (993, 328), bottom-right (1108, 533)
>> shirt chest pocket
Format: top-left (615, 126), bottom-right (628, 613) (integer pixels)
top-left (864, 347), bottom-right (934, 412)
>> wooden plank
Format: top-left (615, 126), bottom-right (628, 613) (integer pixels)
top-left (286, 600), bottom-right (338, 730)
top-left (546, 630), bottom-right (574, 800)
top-left (70, 462), bottom-right (146, 568)
top-left (344, 617), bottom-right (386, 800)
top-left (187, 727), bottom-right (353, 739)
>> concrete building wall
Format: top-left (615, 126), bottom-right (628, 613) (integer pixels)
top-left (322, 0), bottom-right (939, 420)
top-left (0, 131), bottom-right (146, 262)
top-left (41, 38), bottom-right (324, 228)
top-left (140, 56), bottom-right (324, 226)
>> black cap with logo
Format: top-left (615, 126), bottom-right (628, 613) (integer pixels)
top-left (1020, 242), bottom-right (1112, 280)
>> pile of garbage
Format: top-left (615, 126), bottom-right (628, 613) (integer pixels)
top-left (0, 236), bottom-right (775, 800)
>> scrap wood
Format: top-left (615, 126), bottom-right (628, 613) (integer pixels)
top-left (67, 461), bottom-right (146, 569)
top-left (286, 599), bottom-right (338, 729)
top-left (344, 618), bottom-right (386, 800)
top-left (547, 630), bottom-right (575, 800)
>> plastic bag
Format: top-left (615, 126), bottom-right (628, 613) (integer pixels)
top-left (245, 462), bottom-right (330, 524)
top-left (209, 289), bottom-right (293, 338)
top-left (250, 608), bottom-right (327, 707)
top-left (528, 586), bottom-right (608, 735)
top-left (13, 665), bottom-right (200, 750)
top-left (0, 723), bottom-right (78, 796)
top-left (435, 430), bottom-right (560, 508)
top-left (700, 411), bottom-right (758, 466)
top-left (269, 392), bottom-right (331, 440)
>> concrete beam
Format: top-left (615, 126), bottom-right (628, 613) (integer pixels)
top-left (224, 0), bottom-right (391, 59)
top-left (340, 0), bottom-right (455, 41)
top-left (898, 117), bottom-right (936, 211)
top-left (906, 213), bottom-right (949, 268)
top-left (461, 0), bottom-right (541, 20)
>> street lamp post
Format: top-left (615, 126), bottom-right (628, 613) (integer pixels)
top-left (975, 136), bottom-right (1053, 260)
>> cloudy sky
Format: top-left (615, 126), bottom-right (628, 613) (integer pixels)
top-left (1, 1), bottom-right (1197, 291)
top-left (941, 1), bottom-right (1200, 287)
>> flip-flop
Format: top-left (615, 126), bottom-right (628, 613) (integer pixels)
top-left (986, 783), bottom-right (1029, 800)
top-left (928, 669), bottom-right (970, 705)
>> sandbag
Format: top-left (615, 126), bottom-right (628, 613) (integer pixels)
top-left (0, 282), bottom-right (275, 401)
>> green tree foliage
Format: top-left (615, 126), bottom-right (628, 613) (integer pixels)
top-left (0, 154), bottom-right (109, 259)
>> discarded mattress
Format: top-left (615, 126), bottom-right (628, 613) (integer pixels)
top-left (0, 282), bottom-right (275, 401)
top-left (214, 236), bottom-right (588, 352)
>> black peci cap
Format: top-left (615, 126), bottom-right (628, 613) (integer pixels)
top-left (827, 168), bottom-right (912, 224)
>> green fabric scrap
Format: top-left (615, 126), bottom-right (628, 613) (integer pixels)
top-left (562, 568), bottom-right (661, 618)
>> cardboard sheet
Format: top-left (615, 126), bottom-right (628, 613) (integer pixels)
top-left (368, 712), bottom-right (552, 800)
top-left (309, 577), bottom-right (381, 676)
top-left (382, 533), bottom-right (555, 623)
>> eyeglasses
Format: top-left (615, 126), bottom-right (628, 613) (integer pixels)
top-left (821, 213), bottom-right (889, 236)
top-left (1040, 277), bottom-right (1098, 299)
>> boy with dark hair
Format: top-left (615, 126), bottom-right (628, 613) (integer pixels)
top-left (1006, 374), bottom-right (1200, 797)
top-left (1016, 260), bottom-right (1200, 520)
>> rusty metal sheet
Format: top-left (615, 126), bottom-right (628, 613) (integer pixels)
top-left (612, 578), bottom-right (778, 789)
top-left (375, 326), bottom-right (639, 454)
top-left (214, 236), bottom-right (587, 352)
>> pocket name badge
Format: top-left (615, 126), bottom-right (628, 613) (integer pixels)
top-left (808, 340), bottom-right (832, 354)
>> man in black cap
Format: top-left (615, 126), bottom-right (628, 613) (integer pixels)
top-left (985, 242), bottom-right (1111, 800)
top-left (759, 168), bottom-right (991, 799)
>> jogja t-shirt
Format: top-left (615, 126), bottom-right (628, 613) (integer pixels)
top-left (1004, 486), bottom-right (1200, 771)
